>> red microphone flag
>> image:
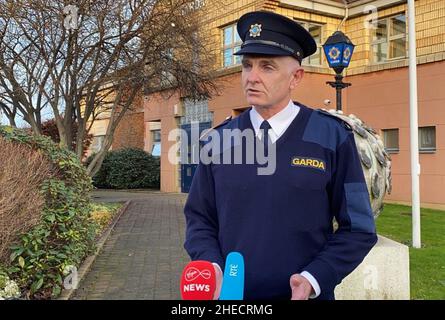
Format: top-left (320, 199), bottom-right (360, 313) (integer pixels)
top-left (180, 260), bottom-right (216, 300)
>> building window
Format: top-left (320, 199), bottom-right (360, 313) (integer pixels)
top-left (296, 21), bottom-right (323, 66)
top-left (419, 126), bottom-right (436, 152)
top-left (371, 14), bottom-right (407, 63)
top-left (222, 24), bottom-right (242, 67)
top-left (160, 48), bottom-right (175, 86)
top-left (91, 135), bottom-right (105, 153)
top-left (151, 130), bottom-right (161, 157)
top-left (382, 129), bottom-right (399, 153)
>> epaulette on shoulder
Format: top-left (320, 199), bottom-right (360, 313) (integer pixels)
top-left (316, 109), bottom-right (352, 131)
top-left (200, 116), bottom-right (232, 140)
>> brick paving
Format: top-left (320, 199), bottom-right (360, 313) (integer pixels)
top-left (72, 192), bottom-right (190, 300)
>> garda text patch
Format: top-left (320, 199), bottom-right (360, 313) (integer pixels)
top-left (291, 156), bottom-right (326, 171)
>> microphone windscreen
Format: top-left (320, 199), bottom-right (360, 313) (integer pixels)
top-left (219, 252), bottom-right (245, 300)
top-left (180, 260), bottom-right (216, 300)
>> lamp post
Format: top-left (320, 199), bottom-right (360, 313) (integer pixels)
top-left (322, 31), bottom-right (355, 111)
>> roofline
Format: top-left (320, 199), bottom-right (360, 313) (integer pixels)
top-left (280, 0), bottom-right (407, 19)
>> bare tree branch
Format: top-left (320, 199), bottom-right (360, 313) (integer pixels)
top-left (0, 0), bottom-right (218, 175)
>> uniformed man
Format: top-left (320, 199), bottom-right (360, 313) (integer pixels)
top-left (183, 10), bottom-right (377, 300)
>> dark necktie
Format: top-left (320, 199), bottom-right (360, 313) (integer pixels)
top-left (260, 120), bottom-right (271, 155)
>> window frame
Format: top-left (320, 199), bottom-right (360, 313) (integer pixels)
top-left (371, 13), bottom-right (407, 64)
top-left (295, 20), bottom-right (324, 67)
top-left (419, 126), bottom-right (436, 153)
top-left (222, 23), bottom-right (242, 68)
top-left (151, 143), bottom-right (161, 157)
top-left (382, 128), bottom-right (400, 154)
top-left (91, 135), bottom-right (105, 153)
top-left (160, 48), bottom-right (175, 86)
top-left (151, 129), bottom-right (161, 157)
top-left (152, 129), bottom-right (161, 143)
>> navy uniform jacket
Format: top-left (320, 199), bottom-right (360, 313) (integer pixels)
top-left (184, 103), bottom-right (377, 300)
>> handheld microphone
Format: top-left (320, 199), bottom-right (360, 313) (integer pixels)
top-left (180, 260), bottom-right (216, 300)
top-left (219, 252), bottom-right (245, 300)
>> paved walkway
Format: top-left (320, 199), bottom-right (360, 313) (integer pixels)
top-left (72, 192), bottom-right (190, 300)
top-left (90, 189), bottom-right (168, 203)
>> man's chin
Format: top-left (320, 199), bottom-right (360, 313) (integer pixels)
top-left (246, 97), bottom-right (265, 107)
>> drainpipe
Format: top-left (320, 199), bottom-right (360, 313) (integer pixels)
top-left (407, 0), bottom-right (421, 249)
top-left (338, 1), bottom-right (349, 31)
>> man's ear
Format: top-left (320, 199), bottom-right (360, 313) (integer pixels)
top-left (290, 67), bottom-right (304, 90)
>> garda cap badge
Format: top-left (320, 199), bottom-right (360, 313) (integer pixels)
top-left (249, 23), bottom-right (262, 38)
top-left (291, 156), bottom-right (326, 171)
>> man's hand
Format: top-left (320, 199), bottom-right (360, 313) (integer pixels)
top-left (290, 274), bottom-right (314, 300)
top-left (212, 263), bottom-right (223, 300)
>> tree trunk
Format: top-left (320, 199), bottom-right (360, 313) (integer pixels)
top-left (86, 136), bottom-right (113, 177)
top-left (5, 114), bottom-right (17, 127)
top-left (54, 114), bottom-right (68, 149)
top-left (76, 117), bottom-right (86, 159)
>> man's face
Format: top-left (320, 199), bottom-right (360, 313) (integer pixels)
top-left (241, 55), bottom-right (304, 109)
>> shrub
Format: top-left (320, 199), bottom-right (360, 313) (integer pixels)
top-left (0, 138), bottom-right (53, 263)
top-left (87, 148), bottom-right (160, 189)
top-left (0, 270), bottom-right (20, 300)
top-left (0, 126), bottom-right (95, 299)
top-left (84, 152), bottom-right (113, 189)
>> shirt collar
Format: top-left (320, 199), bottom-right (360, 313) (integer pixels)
top-left (250, 100), bottom-right (300, 137)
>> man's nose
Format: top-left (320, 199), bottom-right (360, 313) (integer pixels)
top-left (246, 66), bottom-right (261, 83)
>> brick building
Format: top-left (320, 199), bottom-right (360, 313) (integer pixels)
top-left (87, 92), bottom-right (145, 157)
top-left (112, 94), bottom-right (145, 151)
top-left (92, 0), bottom-right (445, 206)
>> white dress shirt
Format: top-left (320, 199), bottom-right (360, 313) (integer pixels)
top-left (249, 100), bottom-right (300, 143)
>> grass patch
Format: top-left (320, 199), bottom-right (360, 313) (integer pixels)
top-left (89, 202), bottom-right (123, 238)
top-left (377, 203), bottom-right (445, 300)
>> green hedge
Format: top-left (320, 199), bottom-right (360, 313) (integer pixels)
top-left (88, 148), bottom-right (160, 189)
top-left (0, 126), bottom-right (95, 299)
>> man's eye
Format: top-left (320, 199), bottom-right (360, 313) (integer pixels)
top-left (263, 64), bottom-right (274, 70)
